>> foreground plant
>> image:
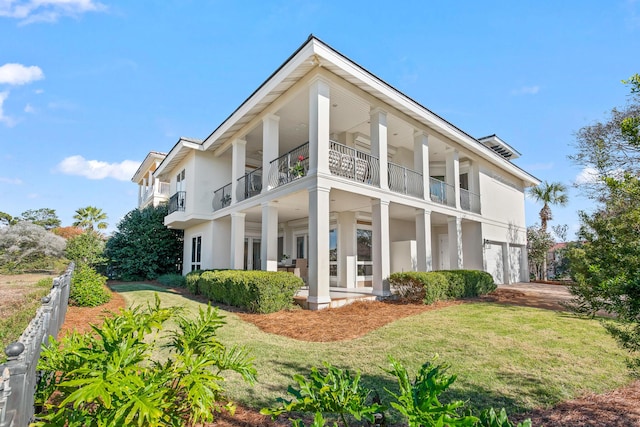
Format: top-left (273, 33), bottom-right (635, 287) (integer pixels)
top-left (35, 295), bottom-right (256, 426)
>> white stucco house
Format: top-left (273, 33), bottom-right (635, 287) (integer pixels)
top-left (134, 36), bottom-right (540, 310)
top-left (131, 151), bottom-right (171, 209)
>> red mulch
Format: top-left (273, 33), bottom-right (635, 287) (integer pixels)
top-left (56, 284), bottom-right (640, 426)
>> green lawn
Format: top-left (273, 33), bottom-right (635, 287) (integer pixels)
top-left (113, 283), bottom-right (632, 418)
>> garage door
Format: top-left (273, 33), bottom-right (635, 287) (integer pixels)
top-left (509, 245), bottom-right (525, 283)
top-left (484, 243), bottom-right (504, 284)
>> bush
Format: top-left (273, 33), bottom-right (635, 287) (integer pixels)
top-left (185, 270), bottom-right (203, 293)
top-left (157, 273), bottom-right (186, 288)
top-left (0, 222), bottom-right (66, 274)
top-left (389, 270), bottom-right (496, 305)
top-left (195, 270), bottom-right (303, 313)
top-left (69, 264), bottom-right (111, 307)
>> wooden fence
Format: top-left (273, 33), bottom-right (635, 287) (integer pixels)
top-left (0, 264), bottom-right (74, 427)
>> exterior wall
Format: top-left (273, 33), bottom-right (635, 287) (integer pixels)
top-left (478, 166), bottom-right (526, 228)
top-left (182, 222), bottom-right (214, 275)
top-left (462, 221), bottom-right (483, 270)
top-left (193, 151), bottom-right (232, 215)
top-left (389, 218), bottom-right (415, 242)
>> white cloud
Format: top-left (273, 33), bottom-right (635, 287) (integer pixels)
top-left (0, 91), bottom-right (17, 127)
top-left (510, 85), bottom-right (540, 96)
top-left (0, 176), bottom-right (22, 185)
top-left (34, 88), bottom-right (44, 94)
top-left (575, 167), bottom-right (600, 185)
top-left (56, 155), bottom-right (141, 181)
top-left (24, 103), bottom-right (35, 113)
top-left (0, 0), bottom-right (107, 25)
top-left (0, 63), bottom-right (44, 85)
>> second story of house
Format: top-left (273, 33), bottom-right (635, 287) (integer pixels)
top-left (132, 151), bottom-right (170, 209)
top-left (151, 36), bottom-right (539, 229)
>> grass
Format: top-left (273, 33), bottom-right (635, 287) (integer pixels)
top-left (0, 276), bottom-right (53, 363)
top-left (113, 283), bottom-right (632, 419)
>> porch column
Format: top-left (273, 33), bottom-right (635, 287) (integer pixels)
top-left (230, 212), bottom-right (245, 269)
top-left (231, 138), bottom-right (246, 204)
top-left (262, 114), bottom-right (280, 193)
top-left (261, 202), bottom-right (278, 271)
top-left (370, 108), bottom-right (389, 190)
top-left (308, 185), bottom-right (332, 309)
top-left (445, 149), bottom-right (461, 209)
top-left (415, 209), bottom-right (433, 271)
top-left (502, 242), bottom-right (511, 285)
top-left (414, 131), bottom-right (430, 200)
top-left (372, 198), bottom-right (391, 296)
top-left (338, 211), bottom-right (357, 288)
top-left (309, 78), bottom-right (331, 176)
top-left (447, 216), bottom-right (463, 269)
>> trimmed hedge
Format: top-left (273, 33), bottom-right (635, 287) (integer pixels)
top-left (156, 273), bottom-right (186, 288)
top-left (186, 270), bottom-right (303, 314)
top-left (388, 269), bottom-right (496, 305)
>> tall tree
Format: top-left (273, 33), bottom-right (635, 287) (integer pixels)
top-left (0, 222), bottom-right (66, 273)
top-left (528, 181), bottom-right (569, 232)
top-left (0, 212), bottom-right (15, 227)
top-left (73, 206), bottom-right (108, 231)
top-left (18, 208), bottom-right (61, 230)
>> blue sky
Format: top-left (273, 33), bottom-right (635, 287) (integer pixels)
top-left (1, 0), bottom-right (639, 237)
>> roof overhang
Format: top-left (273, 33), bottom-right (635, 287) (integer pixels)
top-left (154, 137), bottom-right (203, 181)
top-left (131, 151), bottom-right (167, 183)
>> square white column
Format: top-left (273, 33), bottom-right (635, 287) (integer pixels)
top-left (231, 139), bottom-right (246, 204)
top-left (308, 185), bottom-right (332, 309)
top-left (370, 108), bottom-right (388, 190)
top-left (338, 211), bottom-right (357, 288)
top-left (261, 202), bottom-right (279, 271)
top-left (309, 78), bottom-right (331, 176)
top-left (262, 114), bottom-right (280, 193)
top-left (372, 198), bottom-right (391, 296)
top-left (447, 216), bottom-right (463, 269)
top-left (415, 209), bottom-right (432, 271)
top-left (445, 149), bottom-right (461, 209)
top-left (230, 212), bottom-right (245, 269)
top-left (414, 131), bottom-right (430, 200)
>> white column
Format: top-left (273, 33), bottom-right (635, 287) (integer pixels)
top-left (415, 209), bottom-right (432, 271)
top-left (230, 212), bottom-right (245, 269)
top-left (338, 211), bottom-right (357, 287)
top-left (502, 242), bottom-right (511, 284)
top-left (309, 78), bottom-right (331, 176)
top-left (261, 202), bottom-right (278, 271)
top-left (308, 185), bottom-right (332, 309)
top-left (445, 149), bottom-right (461, 209)
top-left (262, 114), bottom-right (280, 193)
top-left (231, 139), bottom-right (246, 204)
top-left (370, 108), bottom-right (388, 190)
top-left (414, 131), bottom-right (430, 200)
top-left (372, 198), bottom-right (391, 296)
top-left (448, 216), bottom-right (463, 269)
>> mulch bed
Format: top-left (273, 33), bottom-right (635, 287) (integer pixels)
top-left (56, 283), bottom-right (640, 426)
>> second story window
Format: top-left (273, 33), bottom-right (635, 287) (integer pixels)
top-left (176, 169), bottom-right (185, 192)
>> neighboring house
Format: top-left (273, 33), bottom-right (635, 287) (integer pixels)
top-left (141, 36), bottom-right (540, 309)
top-left (132, 151), bottom-right (170, 209)
top-left (546, 242), bottom-right (567, 280)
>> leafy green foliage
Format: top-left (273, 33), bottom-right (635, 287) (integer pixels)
top-left (477, 408), bottom-right (532, 427)
top-left (65, 231), bottom-right (106, 270)
top-left (0, 221), bottom-right (66, 273)
top-left (185, 269), bottom-right (203, 294)
top-left (17, 208), bottom-right (61, 230)
top-left (527, 181), bottom-right (568, 232)
top-left (69, 264), bottom-right (111, 307)
top-left (105, 205), bottom-right (183, 281)
top-left (35, 295), bottom-right (256, 426)
top-left (262, 362), bottom-right (383, 426)
top-left (73, 205), bottom-right (108, 231)
top-left (389, 270), bottom-right (496, 304)
top-left (526, 225), bottom-right (555, 281)
top-left (194, 270), bottom-right (303, 313)
top-left (157, 273), bottom-right (186, 288)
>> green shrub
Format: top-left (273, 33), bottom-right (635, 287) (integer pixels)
top-left (389, 270), bottom-right (495, 305)
top-left (157, 273), bottom-right (186, 288)
top-left (69, 264), bottom-right (111, 307)
top-left (185, 269), bottom-right (203, 294)
top-left (196, 270), bottom-right (303, 313)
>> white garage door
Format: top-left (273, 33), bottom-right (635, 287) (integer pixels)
top-left (509, 245), bottom-right (525, 283)
top-left (485, 243), bottom-right (504, 284)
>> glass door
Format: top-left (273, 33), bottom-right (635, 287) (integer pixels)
top-left (356, 228), bottom-right (372, 286)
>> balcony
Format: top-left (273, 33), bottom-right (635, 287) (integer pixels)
top-left (429, 178), bottom-right (455, 207)
top-left (140, 182), bottom-right (171, 205)
top-left (329, 141), bottom-right (380, 185)
top-left (268, 142), bottom-right (309, 189)
top-left (212, 183), bottom-right (232, 211)
top-left (237, 168), bottom-right (262, 202)
top-left (388, 162), bottom-right (423, 198)
top-left (460, 188), bottom-right (481, 213)
top-left (168, 191), bottom-right (186, 214)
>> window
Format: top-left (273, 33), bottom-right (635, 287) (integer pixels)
top-left (460, 173), bottom-right (469, 190)
top-left (356, 228), bottom-right (372, 277)
top-left (191, 236), bottom-right (201, 271)
top-left (329, 228), bottom-right (337, 277)
top-left (296, 235), bottom-right (306, 259)
top-left (176, 169), bottom-right (185, 192)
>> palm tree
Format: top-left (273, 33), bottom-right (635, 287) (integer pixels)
top-left (73, 206), bottom-right (108, 231)
top-left (528, 181), bottom-right (568, 232)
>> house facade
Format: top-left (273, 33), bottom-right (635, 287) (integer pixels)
top-left (132, 151), bottom-right (171, 209)
top-left (141, 36), bottom-right (540, 310)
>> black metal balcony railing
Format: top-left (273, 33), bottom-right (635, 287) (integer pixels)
top-left (328, 140), bottom-right (380, 186)
top-left (460, 188), bottom-right (481, 213)
top-left (388, 162), bottom-right (424, 198)
top-left (237, 168), bottom-right (263, 202)
top-left (168, 191), bottom-right (186, 214)
top-left (268, 142), bottom-right (310, 189)
top-left (212, 183), bottom-right (232, 211)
